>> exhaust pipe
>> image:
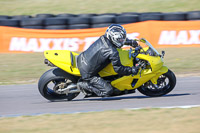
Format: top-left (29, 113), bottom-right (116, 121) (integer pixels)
top-left (44, 59), bottom-right (56, 67)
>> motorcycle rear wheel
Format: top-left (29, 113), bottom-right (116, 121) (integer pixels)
top-left (38, 68), bottom-right (80, 101)
top-left (137, 69), bottom-right (176, 97)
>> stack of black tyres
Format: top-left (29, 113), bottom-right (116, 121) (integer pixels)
top-left (115, 14), bottom-right (139, 25)
top-left (21, 18), bottom-right (44, 29)
top-left (45, 13), bottom-right (74, 30)
top-left (163, 12), bottom-right (186, 21)
top-left (91, 14), bottom-right (116, 28)
top-left (68, 16), bottom-right (91, 29)
top-left (21, 14), bottom-right (56, 29)
top-left (44, 17), bottom-right (68, 29)
top-left (186, 11), bottom-right (200, 20)
top-left (0, 15), bottom-right (20, 27)
top-left (139, 12), bottom-right (162, 21)
top-left (0, 11), bottom-right (200, 30)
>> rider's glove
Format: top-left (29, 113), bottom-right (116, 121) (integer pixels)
top-left (132, 66), bottom-right (139, 75)
top-left (125, 39), bottom-right (138, 48)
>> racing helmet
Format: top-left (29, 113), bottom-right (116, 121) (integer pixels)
top-left (105, 24), bottom-right (127, 48)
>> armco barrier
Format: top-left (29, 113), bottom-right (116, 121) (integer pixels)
top-left (0, 20), bottom-right (200, 53)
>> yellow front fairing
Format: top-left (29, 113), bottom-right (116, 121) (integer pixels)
top-left (99, 48), bottom-right (168, 91)
top-left (111, 66), bottom-right (168, 91)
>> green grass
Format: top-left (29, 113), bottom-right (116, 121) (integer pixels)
top-left (0, 47), bottom-right (200, 85)
top-left (0, 0), bottom-right (199, 16)
top-left (0, 107), bottom-right (200, 133)
top-left (0, 53), bottom-right (49, 85)
top-left (158, 47), bottom-right (200, 74)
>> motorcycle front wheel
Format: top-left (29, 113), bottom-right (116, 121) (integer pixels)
top-left (38, 68), bottom-right (80, 101)
top-left (137, 69), bottom-right (176, 97)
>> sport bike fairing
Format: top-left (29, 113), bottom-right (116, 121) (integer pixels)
top-left (44, 38), bottom-right (168, 91)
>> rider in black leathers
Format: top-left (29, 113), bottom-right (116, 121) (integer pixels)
top-left (77, 24), bottom-right (139, 97)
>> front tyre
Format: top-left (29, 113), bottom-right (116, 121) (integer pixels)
top-left (137, 69), bottom-right (176, 97)
top-left (38, 68), bottom-right (80, 101)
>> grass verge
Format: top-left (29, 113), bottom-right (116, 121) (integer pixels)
top-left (0, 53), bottom-right (48, 85)
top-left (0, 47), bottom-right (200, 85)
top-left (0, 107), bottom-right (200, 133)
top-left (0, 0), bottom-right (200, 15)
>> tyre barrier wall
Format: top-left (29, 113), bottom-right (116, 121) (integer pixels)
top-left (0, 20), bottom-right (200, 53)
top-left (0, 11), bottom-right (200, 29)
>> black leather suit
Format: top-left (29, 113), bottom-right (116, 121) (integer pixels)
top-left (77, 35), bottom-right (138, 97)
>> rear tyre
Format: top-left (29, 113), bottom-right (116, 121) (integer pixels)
top-left (137, 69), bottom-right (176, 97)
top-left (38, 68), bottom-right (80, 101)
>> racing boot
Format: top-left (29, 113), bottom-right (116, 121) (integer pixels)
top-left (77, 81), bottom-right (93, 97)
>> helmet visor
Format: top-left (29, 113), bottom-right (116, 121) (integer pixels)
top-left (117, 38), bottom-right (126, 45)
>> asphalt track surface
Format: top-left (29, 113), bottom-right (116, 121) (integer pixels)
top-left (0, 76), bottom-right (200, 117)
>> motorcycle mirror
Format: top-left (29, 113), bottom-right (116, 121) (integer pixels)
top-left (161, 51), bottom-right (165, 58)
top-left (139, 38), bottom-right (146, 43)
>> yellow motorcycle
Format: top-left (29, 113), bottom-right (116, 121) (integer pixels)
top-left (38, 38), bottom-right (176, 101)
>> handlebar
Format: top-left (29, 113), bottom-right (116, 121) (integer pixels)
top-left (129, 45), bottom-right (142, 59)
